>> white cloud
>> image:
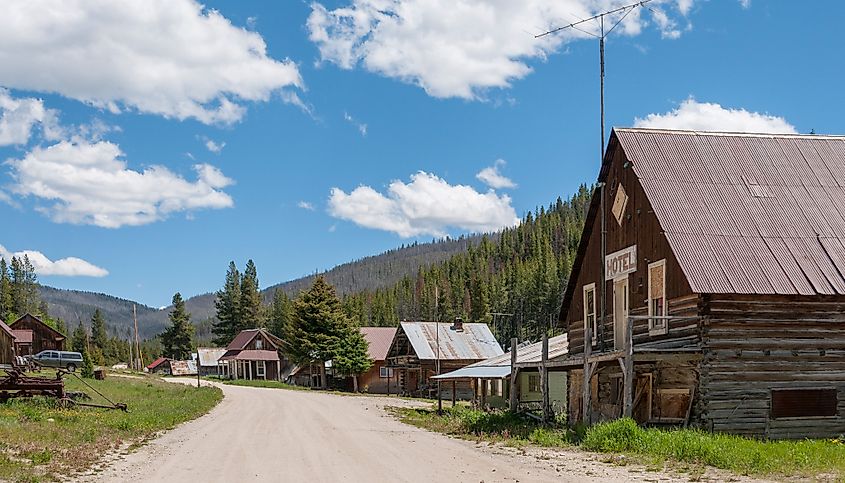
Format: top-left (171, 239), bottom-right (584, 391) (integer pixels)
top-left (0, 244), bottom-right (108, 277)
top-left (204, 138), bottom-right (226, 154)
top-left (7, 140), bottom-right (234, 228)
top-left (476, 159), bottom-right (516, 189)
top-left (298, 201), bottom-right (315, 211)
top-left (343, 112), bottom-right (368, 136)
top-left (634, 98), bottom-right (797, 134)
top-left (307, 0), bottom-right (693, 100)
top-left (0, 0), bottom-right (303, 124)
top-left (328, 171), bottom-right (519, 237)
top-left (0, 88), bottom-right (64, 146)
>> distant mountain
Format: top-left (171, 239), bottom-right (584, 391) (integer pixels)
top-left (39, 234), bottom-right (486, 339)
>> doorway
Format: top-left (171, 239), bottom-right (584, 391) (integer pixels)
top-left (613, 277), bottom-right (629, 350)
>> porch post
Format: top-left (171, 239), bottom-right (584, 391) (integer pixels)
top-left (509, 338), bottom-right (519, 412)
top-left (277, 360), bottom-right (281, 381)
top-left (583, 307), bottom-right (593, 425)
top-left (248, 361), bottom-right (253, 380)
top-left (541, 333), bottom-right (551, 423)
top-left (451, 380), bottom-right (456, 407)
top-left (622, 314), bottom-right (634, 418)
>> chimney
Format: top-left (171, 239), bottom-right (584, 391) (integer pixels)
top-left (451, 316), bottom-right (464, 332)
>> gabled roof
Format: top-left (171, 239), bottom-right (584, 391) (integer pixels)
top-left (197, 347), bottom-right (227, 367)
top-left (394, 321), bottom-right (503, 361)
top-left (360, 327), bottom-right (397, 361)
top-left (562, 128), bottom-right (845, 315)
top-left (10, 313), bottom-right (66, 340)
top-left (0, 320), bottom-right (14, 339)
top-left (147, 356), bottom-right (169, 370)
top-left (432, 334), bottom-right (568, 380)
top-left (615, 128), bottom-right (845, 295)
top-left (12, 330), bottom-right (32, 344)
top-left (225, 328), bottom-right (281, 351)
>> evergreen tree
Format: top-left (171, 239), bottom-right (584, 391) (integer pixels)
top-left (212, 261), bottom-right (241, 346)
top-left (9, 255), bottom-right (40, 316)
top-left (268, 289), bottom-right (292, 339)
top-left (333, 327), bottom-right (372, 392)
top-left (91, 309), bottom-right (108, 351)
top-left (286, 277), bottom-right (351, 388)
top-left (161, 293), bottom-right (194, 360)
top-left (239, 259), bottom-right (263, 330)
top-left (71, 320), bottom-right (87, 354)
top-left (55, 318), bottom-right (67, 337)
top-left (80, 343), bottom-right (95, 378)
top-left (0, 258), bottom-right (12, 321)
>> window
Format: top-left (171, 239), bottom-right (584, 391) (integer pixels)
top-left (528, 374), bottom-right (540, 393)
top-left (379, 367), bottom-right (394, 378)
top-left (648, 260), bottom-right (667, 335)
top-left (612, 183), bottom-right (629, 225)
top-left (771, 389), bottom-right (837, 419)
top-left (583, 283), bottom-right (597, 346)
top-left (256, 361), bottom-right (266, 378)
top-left (255, 338), bottom-right (264, 350)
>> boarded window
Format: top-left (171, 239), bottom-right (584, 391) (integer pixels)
top-left (648, 260), bottom-right (667, 334)
top-left (771, 389), bottom-right (838, 418)
top-left (612, 183), bottom-right (629, 225)
top-left (584, 283), bottom-right (597, 345)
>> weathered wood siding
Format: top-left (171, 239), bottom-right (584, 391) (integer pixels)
top-left (565, 144), bottom-right (696, 355)
top-left (700, 294), bottom-right (845, 439)
top-left (0, 330), bottom-right (14, 365)
top-left (10, 314), bottom-right (65, 353)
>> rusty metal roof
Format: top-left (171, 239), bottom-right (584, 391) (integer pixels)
top-left (431, 334), bottom-right (568, 380)
top-left (398, 321), bottom-right (503, 361)
top-left (197, 347), bottom-right (227, 367)
top-left (220, 349), bottom-right (280, 362)
top-left (360, 327), bottom-right (397, 361)
top-left (616, 128), bottom-right (845, 295)
top-left (169, 360), bottom-right (197, 376)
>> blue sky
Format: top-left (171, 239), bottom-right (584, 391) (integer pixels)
top-left (1, 0), bottom-right (843, 308)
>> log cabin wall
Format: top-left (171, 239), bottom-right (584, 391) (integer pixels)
top-left (564, 142), bottom-right (696, 356)
top-left (0, 330), bottom-right (13, 365)
top-left (700, 294), bottom-right (845, 439)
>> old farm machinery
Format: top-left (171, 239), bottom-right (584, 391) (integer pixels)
top-left (0, 367), bottom-right (127, 411)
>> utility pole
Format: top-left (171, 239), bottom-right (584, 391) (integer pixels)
top-left (132, 304), bottom-right (141, 371)
top-left (435, 286), bottom-right (442, 415)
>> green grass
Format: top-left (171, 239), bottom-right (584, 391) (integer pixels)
top-left (397, 408), bottom-right (845, 480)
top-left (0, 371), bottom-right (222, 482)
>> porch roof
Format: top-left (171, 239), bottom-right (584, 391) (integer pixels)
top-left (221, 349), bottom-right (280, 362)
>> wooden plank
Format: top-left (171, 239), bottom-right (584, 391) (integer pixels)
top-left (509, 338), bottom-right (518, 412)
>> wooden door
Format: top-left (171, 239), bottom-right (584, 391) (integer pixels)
top-left (613, 277), bottom-right (629, 350)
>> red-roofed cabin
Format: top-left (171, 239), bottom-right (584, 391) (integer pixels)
top-left (10, 314), bottom-right (65, 354)
top-left (342, 327), bottom-right (398, 393)
top-left (146, 357), bottom-right (171, 375)
top-left (533, 128), bottom-right (845, 439)
top-left (220, 329), bottom-right (290, 381)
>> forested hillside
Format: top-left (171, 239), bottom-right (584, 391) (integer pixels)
top-left (340, 186), bottom-right (592, 344)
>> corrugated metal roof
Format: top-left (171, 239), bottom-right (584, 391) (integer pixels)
top-left (360, 327), bottom-right (396, 361)
top-left (615, 128), bottom-right (845, 295)
top-left (220, 349), bottom-right (280, 362)
top-left (399, 321), bottom-right (503, 361)
top-left (169, 360), bottom-right (197, 376)
top-left (11, 329), bottom-right (32, 343)
top-left (197, 347), bottom-right (227, 367)
top-left (431, 334), bottom-right (568, 380)
top-left (147, 356), bottom-right (168, 370)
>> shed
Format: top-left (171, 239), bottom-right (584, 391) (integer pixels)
top-left (531, 128), bottom-right (845, 439)
top-left (146, 357), bottom-right (171, 375)
top-left (197, 347), bottom-right (228, 377)
top-left (386, 319), bottom-right (503, 398)
top-left (9, 314), bottom-right (65, 354)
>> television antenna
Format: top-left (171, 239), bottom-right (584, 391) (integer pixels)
top-left (536, 0), bottom-right (652, 348)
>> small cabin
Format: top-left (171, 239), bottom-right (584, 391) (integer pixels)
top-left (351, 327), bottom-right (397, 394)
top-left (386, 319), bottom-right (503, 398)
top-left (536, 128), bottom-right (845, 439)
top-left (219, 329), bottom-right (290, 381)
top-left (10, 314), bottom-right (65, 354)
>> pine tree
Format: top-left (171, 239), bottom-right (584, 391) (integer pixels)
top-left (239, 259), bottom-right (263, 330)
top-left (91, 309), bottom-right (108, 351)
top-left (333, 327), bottom-right (372, 392)
top-left (268, 289), bottom-right (292, 339)
top-left (71, 320), bottom-right (87, 354)
top-left (212, 261), bottom-right (241, 346)
top-left (0, 258), bottom-right (11, 321)
top-left (56, 318), bottom-right (67, 337)
top-left (161, 292), bottom-right (194, 360)
top-left (287, 277), bottom-right (351, 387)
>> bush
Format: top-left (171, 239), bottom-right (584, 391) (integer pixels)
top-left (582, 417), bottom-right (644, 452)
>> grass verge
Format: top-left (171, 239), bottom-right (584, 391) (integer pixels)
top-left (219, 378), bottom-right (310, 391)
top-left (397, 407), bottom-right (845, 480)
top-left (0, 371), bottom-right (222, 482)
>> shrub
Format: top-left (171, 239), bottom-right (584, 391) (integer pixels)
top-left (581, 418), bottom-right (645, 452)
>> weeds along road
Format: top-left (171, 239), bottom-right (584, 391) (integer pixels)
top-left (81, 380), bottom-right (689, 483)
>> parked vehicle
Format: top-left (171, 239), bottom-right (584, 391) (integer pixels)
top-left (28, 351), bottom-right (85, 372)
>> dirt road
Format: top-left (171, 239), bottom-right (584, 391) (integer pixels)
top-left (81, 381), bottom-right (746, 483)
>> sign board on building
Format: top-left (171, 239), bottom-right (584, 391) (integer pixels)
top-left (605, 245), bottom-right (637, 280)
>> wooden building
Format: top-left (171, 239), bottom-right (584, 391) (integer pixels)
top-left (0, 320), bottom-right (15, 367)
top-left (220, 329), bottom-right (290, 381)
top-left (348, 327), bottom-right (397, 393)
top-left (386, 319), bottom-right (503, 398)
top-left (197, 347), bottom-right (228, 377)
top-left (146, 357), bottom-right (171, 375)
top-left (9, 314), bottom-right (65, 354)
top-left (534, 128), bottom-right (845, 439)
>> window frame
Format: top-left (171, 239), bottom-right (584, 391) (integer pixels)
top-left (647, 259), bottom-right (668, 336)
top-left (379, 366), bottom-right (393, 378)
top-left (528, 374), bottom-right (541, 393)
top-left (770, 388), bottom-right (838, 420)
top-left (583, 282), bottom-right (597, 346)
top-left (256, 360), bottom-right (266, 378)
